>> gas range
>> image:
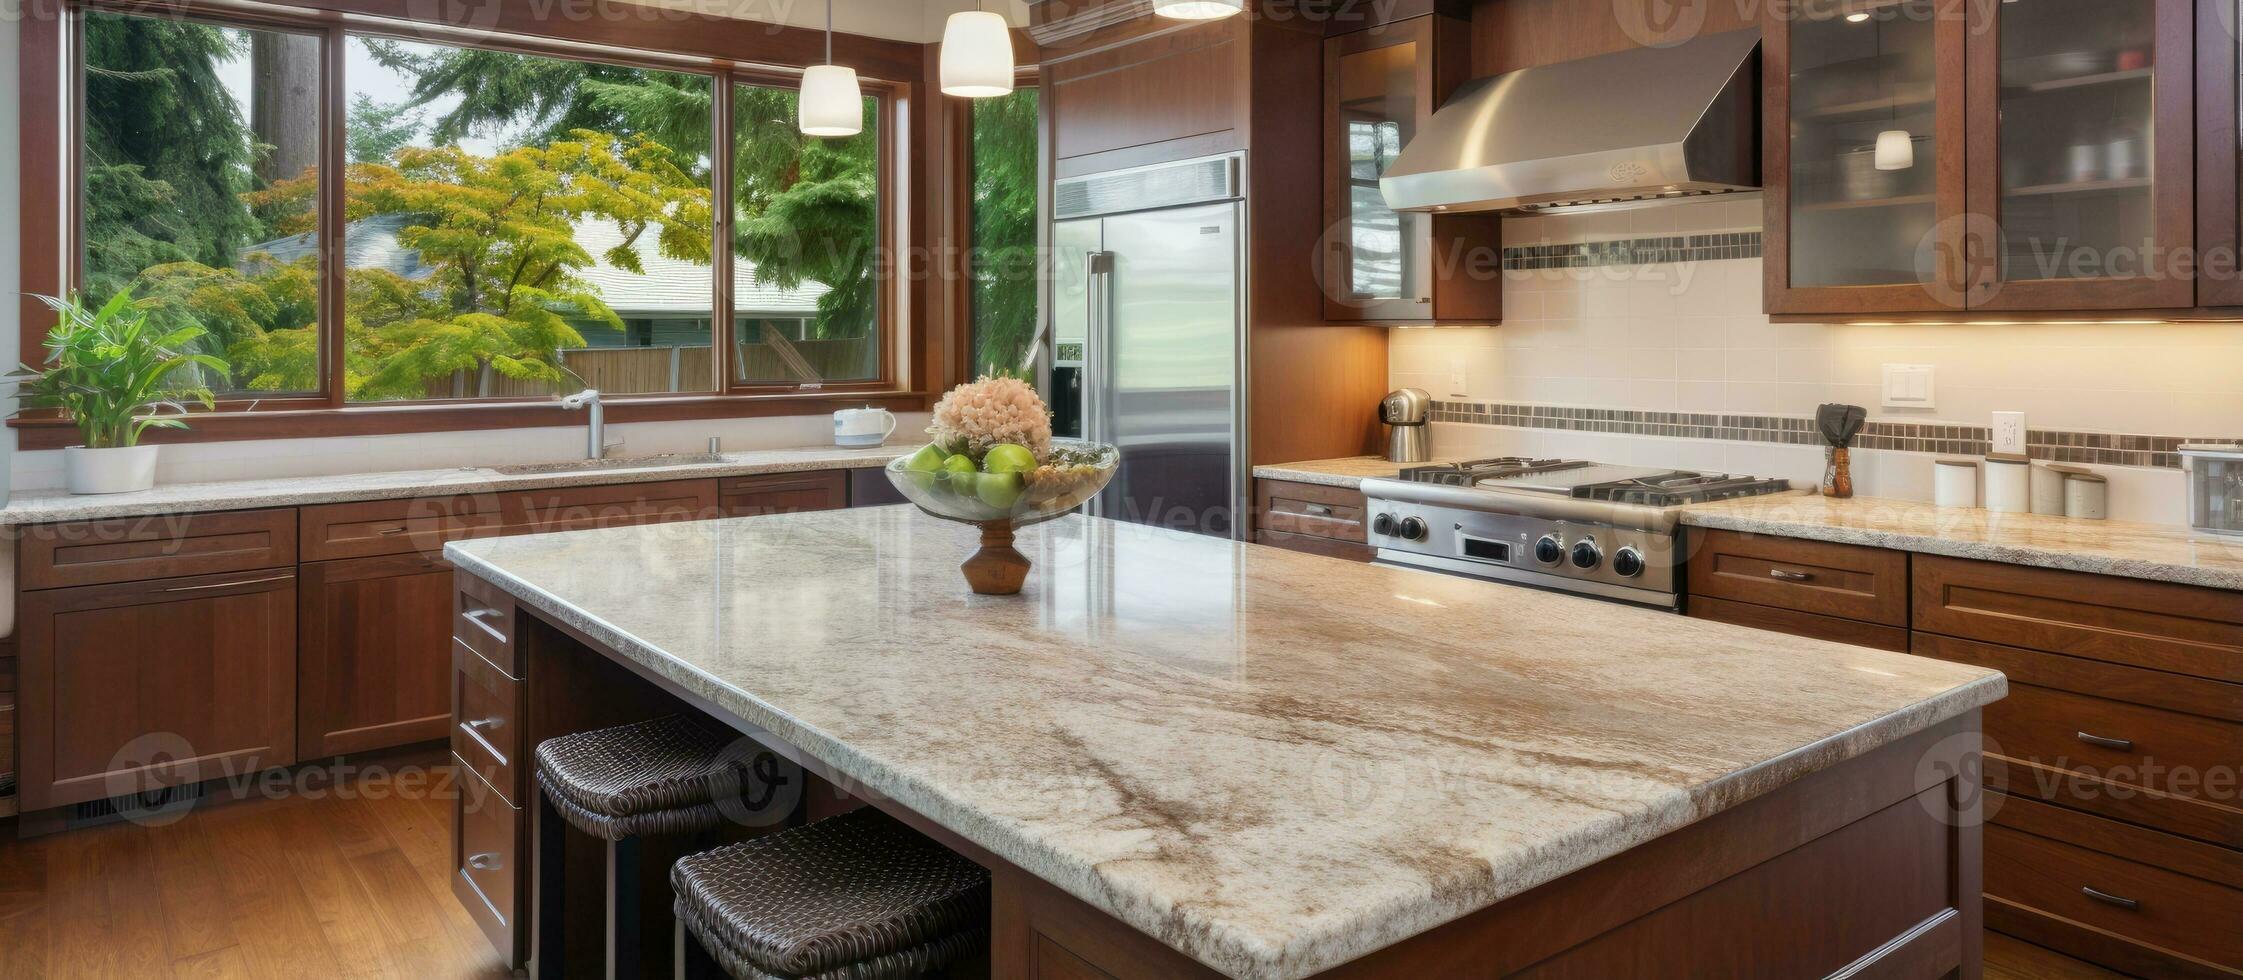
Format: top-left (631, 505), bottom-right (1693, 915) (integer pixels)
top-left (1359, 457), bottom-right (1799, 608)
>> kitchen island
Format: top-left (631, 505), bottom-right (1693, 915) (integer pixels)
top-left (445, 508), bottom-right (2005, 979)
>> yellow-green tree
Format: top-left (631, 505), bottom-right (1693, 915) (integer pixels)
top-left (214, 129), bottom-right (710, 399)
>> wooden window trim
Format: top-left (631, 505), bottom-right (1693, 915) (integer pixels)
top-left (16, 0), bottom-right (952, 447)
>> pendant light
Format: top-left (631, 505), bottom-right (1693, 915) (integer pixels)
top-left (798, 0), bottom-right (862, 137)
top-left (1153, 0), bottom-right (1243, 19)
top-left (940, 1), bottom-right (1015, 98)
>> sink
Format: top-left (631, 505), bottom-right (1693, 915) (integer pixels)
top-left (486, 453), bottom-right (727, 476)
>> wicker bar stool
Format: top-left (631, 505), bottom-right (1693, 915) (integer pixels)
top-left (669, 806), bottom-right (991, 980)
top-left (536, 714), bottom-right (793, 980)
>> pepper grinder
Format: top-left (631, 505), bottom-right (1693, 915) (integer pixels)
top-left (1816, 403), bottom-right (1867, 498)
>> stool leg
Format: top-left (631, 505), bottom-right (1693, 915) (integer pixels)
top-left (607, 834), bottom-right (643, 980)
top-left (535, 791), bottom-right (566, 979)
top-left (675, 919), bottom-right (722, 980)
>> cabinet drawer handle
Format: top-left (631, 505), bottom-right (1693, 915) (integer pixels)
top-left (463, 716), bottom-right (502, 734)
top-left (161, 573), bottom-right (293, 593)
top-left (1768, 568), bottom-right (1813, 582)
top-left (2076, 731), bottom-right (2134, 752)
top-left (467, 852), bottom-right (501, 872)
top-left (377, 525), bottom-right (411, 535)
top-left (2081, 886), bottom-right (2139, 911)
top-left (461, 607), bottom-right (508, 642)
top-left (1303, 504), bottom-right (1333, 517)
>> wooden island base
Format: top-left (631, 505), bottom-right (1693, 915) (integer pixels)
top-left (452, 569), bottom-right (1984, 979)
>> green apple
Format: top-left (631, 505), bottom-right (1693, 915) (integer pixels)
top-left (903, 443), bottom-right (948, 472)
top-left (975, 471), bottom-right (1023, 510)
top-left (982, 443), bottom-right (1036, 474)
top-left (942, 453), bottom-right (977, 474)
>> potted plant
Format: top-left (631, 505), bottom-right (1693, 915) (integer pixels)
top-left (15, 290), bottom-right (227, 494)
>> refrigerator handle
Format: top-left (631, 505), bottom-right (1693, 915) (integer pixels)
top-left (1083, 251), bottom-right (1115, 445)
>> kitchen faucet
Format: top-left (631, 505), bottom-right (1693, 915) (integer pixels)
top-left (559, 388), bottom-right (624, 460)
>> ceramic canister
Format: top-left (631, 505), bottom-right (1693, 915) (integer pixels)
top-left (1984, 453), bottom-right (2031, 514)
top-left (1934, 458), bottom-right (1979, 509)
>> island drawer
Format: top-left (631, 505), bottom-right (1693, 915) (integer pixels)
top-left (1986, 792), bottom-right (2243, 977)
top-left (1913, 556), bottom-right (2243, 682)
top-left (1253, 480), bottom-right (1367, 543)
top-left (1683, 529), bottom-right (1907, 627)
top-left (452, 755), bottom-right (525, 968)
top-left (301, 494), bottom-right (507, 561)
top-left (1687, 596), bottom-right (1908, 652)
top-left (719, 470), bottom-right (848, 517)
top-left (503, 478), bottom-right (719, 534)
top-left (455, 571), bottom-right (519, 677)
top-left (1915, 633), bottom-right (2243, 848)
top-left (18, 509), bottom-right (298, 590)
top-left (453, 640), bottom-right (524, 807)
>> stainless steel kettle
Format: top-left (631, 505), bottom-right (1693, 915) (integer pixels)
top-left (1379, 388), bottom-right (1431, 463)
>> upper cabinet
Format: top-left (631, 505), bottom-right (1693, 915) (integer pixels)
top-left (1767, 0), bottom-right (2196, 316)
top-left (2196, 0), bottom-right (2243, 306)
top-left (1322, 15), bottom-right (1501, 324)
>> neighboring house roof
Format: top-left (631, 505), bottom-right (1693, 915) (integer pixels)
top-left (243, 214), bottom-right (829, 317)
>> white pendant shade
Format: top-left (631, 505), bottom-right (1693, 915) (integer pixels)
top-left (1153, 0), bottom-right (1243, 20)
top-left (1874, 129), bottom-right (1915, 171)
top-left (941, 10), bottom-right (1016, 98)
top-left (799, 64), bottom-right (863, 137)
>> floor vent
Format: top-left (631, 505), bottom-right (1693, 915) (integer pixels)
top-left (67, 782), bottom-right (207, 830)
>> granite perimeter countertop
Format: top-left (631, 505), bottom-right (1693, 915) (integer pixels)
top-left (1680, 494), bottom-right (2243, 592)
top-left (1250, 456), bottom-right (1415, 488)
top-left (447, 509), bottom-right (2003, 979)
top-left (0, 442), bottom-right (914, 527)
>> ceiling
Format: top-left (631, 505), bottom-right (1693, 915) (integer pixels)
top-left (630, 0), bottom-right (1030, 43)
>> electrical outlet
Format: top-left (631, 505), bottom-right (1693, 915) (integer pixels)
top-left (1992, 411), bottom-right (2027, 455)
top-left (1448, 369), bottom-right (1469, 398)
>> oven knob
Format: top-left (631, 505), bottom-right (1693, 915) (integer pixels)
top-left (1533, 534), bottom-right (1564, 566)
top-left (1398, 516), bottom-right (1428, 541)
top-left (1371, 513), bottom-right (1396, 537)
top-left (1612, 546), bottom-right (1645, 578)
top-left (1570, 537), bottom-right (1603, 570)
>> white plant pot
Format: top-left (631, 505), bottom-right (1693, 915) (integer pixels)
top-left (64, 444), bottom-right (159, 495)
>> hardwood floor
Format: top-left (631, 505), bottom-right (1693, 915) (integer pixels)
top-left (0, 748), bottom-right (509, 980)
top-left (0, 750), bottom-right (2139, 979)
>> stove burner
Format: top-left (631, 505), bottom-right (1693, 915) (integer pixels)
top-left (1574, 473), bottom-right (1794, 506)
top-left (1396, 458), bottom-right (1574, 486)
top-left (1395, 458), bottom-right (1791, 505)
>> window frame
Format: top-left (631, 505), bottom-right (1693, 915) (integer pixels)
top-left (16, 0), bottom-right (941, 448)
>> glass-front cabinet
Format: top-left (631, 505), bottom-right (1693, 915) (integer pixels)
top-left (1767, 0), bottom-right (2194, 315)
top-left (1322, 15), bottom-right (1500, 323)
top-left (2197, 0), bottom-right (2243, 307)
top-left (1966, 0), bottom-right (2193, 309)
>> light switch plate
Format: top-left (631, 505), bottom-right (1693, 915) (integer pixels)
top-left (1881, 364), bottom-right (1935, 410)
top-left (1448, 369), bottom-right (1469, 398)
top-left (1992, 411), bottom-right (2026, 455)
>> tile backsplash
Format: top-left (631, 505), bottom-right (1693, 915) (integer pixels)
top-left (1389, 196), bottom-right (2243, 525)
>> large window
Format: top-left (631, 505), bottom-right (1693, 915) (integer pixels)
top-left (968, 86), bottom-right (1039, 377)
top-left (68, 7), bottom-right (897, 412)
top-left (81, 11), bottom-right (322, 395)
top-left (730, 82), bottom-right (880, 386)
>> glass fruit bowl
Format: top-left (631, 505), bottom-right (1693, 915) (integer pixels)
top-left (884, 440), bottom-right (1118, 594)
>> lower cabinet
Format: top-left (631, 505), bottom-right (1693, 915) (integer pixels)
top-left (1684, 539), bottom-right (2243, 978)
top-left (15, 569), bottom-right (297, 811)
top-left (1252, 479), bottom-right (1374, 562)
top-left (720, 470), bottom-right (849, 516)
top-left (297, 553), bottom-right (456, 759)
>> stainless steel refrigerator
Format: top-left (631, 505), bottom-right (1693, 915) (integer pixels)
top-left (1044, 154), bottom-right (1246, 539)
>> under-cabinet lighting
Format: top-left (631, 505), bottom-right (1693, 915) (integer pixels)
top-left (1846, 319), bottom-right (2176, 326)
top-left (1154, 0), bottom-right (1243, 20)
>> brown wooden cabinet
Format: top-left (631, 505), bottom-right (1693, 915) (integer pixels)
top-left (718, 470), bottom-right (849, 517)
top-left (16, 568), bottom-right (297, 811)
top-left (1322, 15), bottom-right (1500, 324)
top-left (1686, 534), bottom-right (2243, 977)
top-left (1766, 0), bottom-right (2197, 315)
top-left (297, 553), bottom-right (456, 760)
top-left (1251, 478), bottom-right (1374, 562)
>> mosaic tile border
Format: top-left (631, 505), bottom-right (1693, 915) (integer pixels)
top-left (1501, 232), bottom-right (1762, 270)
top-left (1428, 401), bottom-right (2236, 470)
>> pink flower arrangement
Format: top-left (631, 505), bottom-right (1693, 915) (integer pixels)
top-left (928, 375), bottom-right (1053, 460)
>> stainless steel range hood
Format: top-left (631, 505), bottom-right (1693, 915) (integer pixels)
top-left (1380, 28), bottom-right (1761, 215)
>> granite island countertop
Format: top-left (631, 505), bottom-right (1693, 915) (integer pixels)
top-left (1679, 494), bottom-right (2243, 592)
top-left (446, 509), bottom-right (2004, 979)
top-left (1250, 455), bottom-right (1412, 488)
top-left (0, 442), bottom-right (914, 527)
